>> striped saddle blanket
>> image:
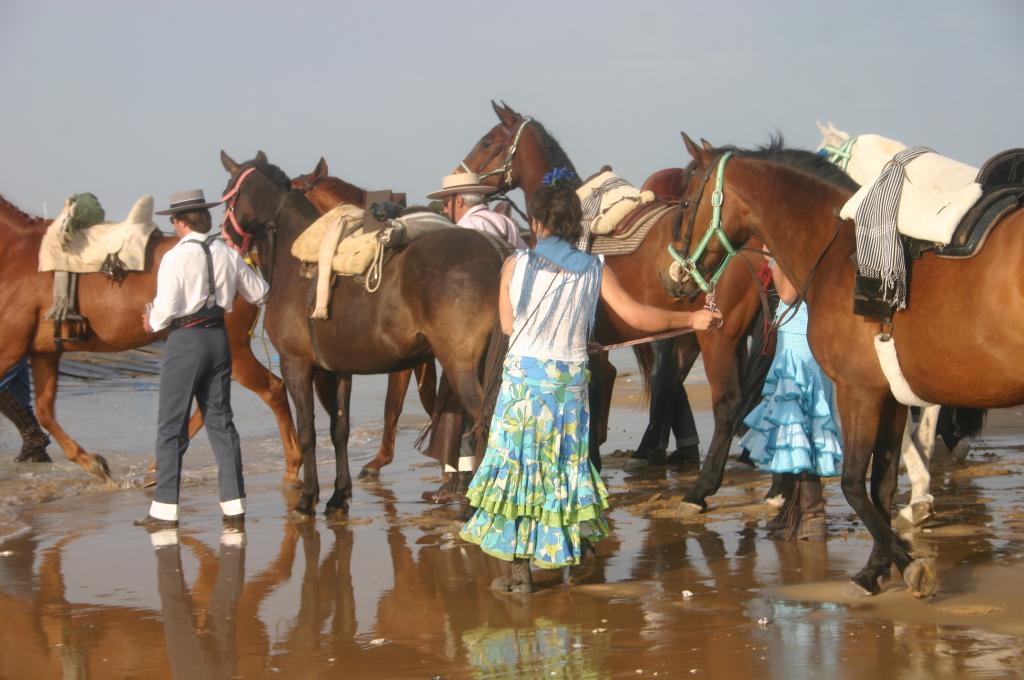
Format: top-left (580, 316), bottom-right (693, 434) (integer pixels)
top-left (576, 170), bottom-right (656, 237)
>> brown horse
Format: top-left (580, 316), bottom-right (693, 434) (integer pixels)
top-left (458, 102), bottom-right (770, 505)
top-left (674, 134), bottom-right (1024, 597)
top-left (219, 151), bottom-right (502, 517)
top-left (290, 158), bottom-right (438, 479)
top-left (0, 194), bottom-right (301, 483)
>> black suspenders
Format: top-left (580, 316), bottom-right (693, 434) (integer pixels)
top-left (189, 234), bottom-right (219, 308)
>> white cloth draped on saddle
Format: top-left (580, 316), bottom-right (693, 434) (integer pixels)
top-left (290, 203), bottom-right (369, 318)
top-left (38, 195), bottom-right (157, 273)
top-left (292, 203), bottom-right (458, 318)
top-left (575, 170), bottom-right (654, 238)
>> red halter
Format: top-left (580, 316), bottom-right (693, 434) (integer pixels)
top-left (220, 167), bottom-right (257, 253)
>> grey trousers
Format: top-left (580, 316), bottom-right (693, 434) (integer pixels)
top-left (154, 326), bottom-right (244, 506)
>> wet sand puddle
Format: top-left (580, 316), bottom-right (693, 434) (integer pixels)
top-left (2, 354), bottom-right (1024, 678)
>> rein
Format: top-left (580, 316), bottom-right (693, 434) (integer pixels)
top-left (461, 117), bottom-right (533, 191)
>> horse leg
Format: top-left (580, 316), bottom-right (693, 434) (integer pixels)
top-left (228, 343), bottom-right (302, 486)
top-left (414, 360), bottom-right (438, 416)
top-left (837, 390), bottom-right (925, 596)
top-left (325, 374), bottom-right (353, 516)
top-left (359, 369), bottom-right (412, 480)
top-left (681, 332), bottom-right (742, 513)
top-left (281, 355), bottom-right (319, 519)
top-left (898, 405), bottom-right (938, 526)
top-left (30, 352), bottom-right (112, 482)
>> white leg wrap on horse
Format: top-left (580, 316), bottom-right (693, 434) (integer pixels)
top-left (444, 464), bottom-right (458, 473)
top-left (873, 335), bottom-right (934, 407)
top-left (458, 456), bottom-right (475, 472)
top-left (902, 406), bottom-right (939, 505)
top-left (149, 500), bottom-right (179, 521)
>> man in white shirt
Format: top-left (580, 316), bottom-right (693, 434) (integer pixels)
top-left (135, 190), bottom-right (269, 531)
top-left (427, 172), bottom-right (527, 250)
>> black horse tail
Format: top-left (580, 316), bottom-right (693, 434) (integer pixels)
top-left (948, 407), bottom-right (987, 441)
top-left (471, 321), bottom-right (510, 460)
top-left (633, 343), bottom-right (655, 405)
top-left (731, 289), bottom-right (779, 438)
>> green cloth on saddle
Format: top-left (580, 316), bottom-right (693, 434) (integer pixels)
top-left (59, 193), bottom-right (106, 244)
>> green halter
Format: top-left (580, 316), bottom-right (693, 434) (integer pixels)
top-left (668, 151), bottom-right (737, 293)
top-left (819, 136), bottom-right (857, 172)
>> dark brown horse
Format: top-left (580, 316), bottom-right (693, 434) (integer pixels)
top-left (458, 102), bottom-right (769, 506)
top-left (0, 194), bottom-right (301, 483)
top-left (219, 151), bottom-right (503, 517)
top-left (290, 158), bottom-right (438, 479)
top-left (675, 134), bottom-right (1024, 597)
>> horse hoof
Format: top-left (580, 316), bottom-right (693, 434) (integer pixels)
top-left (325, 503), bottom-right (349, 518)
top-left (678, 501), bottom-right (704, 517)
top-left (910, 501), bottom-right (934, 527)
top-left (951, 440), bottom-right (971, 465)
top-left (358, 465), bottom-right (380, 480)
top-left (623, 458), bottom-right (650, 472)
top-left (289, 505), bottom-right (315, 522)
top-left (90, 454), bottom-right (113, 483)
top-left (851, 570), bottom-right (881, 596)
top-left (14, 449), bottom-right (52, 463)
top-left (903, 558), bottom-right (938, 598)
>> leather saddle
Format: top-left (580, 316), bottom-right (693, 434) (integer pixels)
top-left (931, 148), bottom-right (1024, 259)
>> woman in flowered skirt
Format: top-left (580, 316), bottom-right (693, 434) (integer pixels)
top-left (459, 168), bottom-right (723, 593)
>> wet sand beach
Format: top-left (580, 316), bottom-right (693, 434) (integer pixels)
top-left (2, 349), bottom-right (1024, 679)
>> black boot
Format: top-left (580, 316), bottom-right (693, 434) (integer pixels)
top-left (0, 390), bottom-right (51, 463)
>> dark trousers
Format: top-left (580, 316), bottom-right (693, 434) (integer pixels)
top-left (637, 338), bottom-right (699, 454)
top-left (154, 326), bottom-right (244, 505)
top-left (0, 357), bottom-right (32, 410)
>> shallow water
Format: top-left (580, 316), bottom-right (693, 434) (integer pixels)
top-left (2, 351), bottom-right (1024, 679)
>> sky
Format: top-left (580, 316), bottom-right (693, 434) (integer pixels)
top-left (1, 0), bottom-right (1021, 222)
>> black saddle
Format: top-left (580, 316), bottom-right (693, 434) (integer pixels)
top-left (933, 148), bottom-right (1024, 259)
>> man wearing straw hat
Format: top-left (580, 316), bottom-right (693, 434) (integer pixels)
top-left (134, 189), bottom-right (269, 532)
top-left (428, 171), bottom-right (527, 249)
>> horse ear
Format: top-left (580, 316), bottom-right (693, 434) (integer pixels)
top-left (700, 138), bottom-right (713, 151)
top-left (221, 150), bottom-right (240, 174)
top-left (255, 150), bottom-right (268, 164)
top-left (491, 99), bottom-right (504, 120)
top-left (493, 100), bottom-right (519, 127)
top-left (314, 156), bottom-right (328, 178)
top-left (681, 132), bottom-right (710, 166)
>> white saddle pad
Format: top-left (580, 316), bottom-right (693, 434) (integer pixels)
top-left (291, 203), bottom-right (378, 276)
top-left (576, 170), bottom-right (654, 236)
top-left (840, 149), bottom-right (981, 245)
top-left (38, 195), bottom-right (157, 273)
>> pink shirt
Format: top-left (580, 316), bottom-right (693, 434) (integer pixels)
top-left (457, 204), bottom-right (527, 249)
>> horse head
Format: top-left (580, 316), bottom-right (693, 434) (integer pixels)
top-left (456, 100), bottom-right (535, 192)
top-left (815, 121), bottom-right (850, 153)
top-left (289, 158), bottom-right (367, 214)
top-left (220, 150), bottom-right (306, 280)
top-left (669, 133), bottom-right (756, 300)
top-left (290, 157), bottom-right (329, 194)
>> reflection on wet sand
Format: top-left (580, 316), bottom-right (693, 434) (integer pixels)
top-left (4, 431), bottom-right (1024, 677)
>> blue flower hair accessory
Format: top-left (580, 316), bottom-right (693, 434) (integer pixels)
top-left (542, 167), bottom-right (576, 188)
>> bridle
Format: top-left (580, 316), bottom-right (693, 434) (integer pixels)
top-left (293, 173), bottom-right (327, 194)
top-left (668, 151), bottom-right (739, 294)
top-left (674, 150), bottom-right (847, 333)
top-left (460, 117), bottom-right (533, 191)
top-left (220, 165), bottom-right (298, 284)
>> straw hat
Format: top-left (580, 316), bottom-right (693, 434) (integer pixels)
top-left (426, 172), bottom-right (497, 200)
top-left (155, 189), bottom-right (222, 215)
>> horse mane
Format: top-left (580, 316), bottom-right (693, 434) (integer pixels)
top-left (314, 175), bottom-right (366, 204)
top-left (530, 121), bottom-right (582, 188)
top-left (0, 193), bottom-right (48, 226)
top-left (712, 134), bottom-right (861, 192)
